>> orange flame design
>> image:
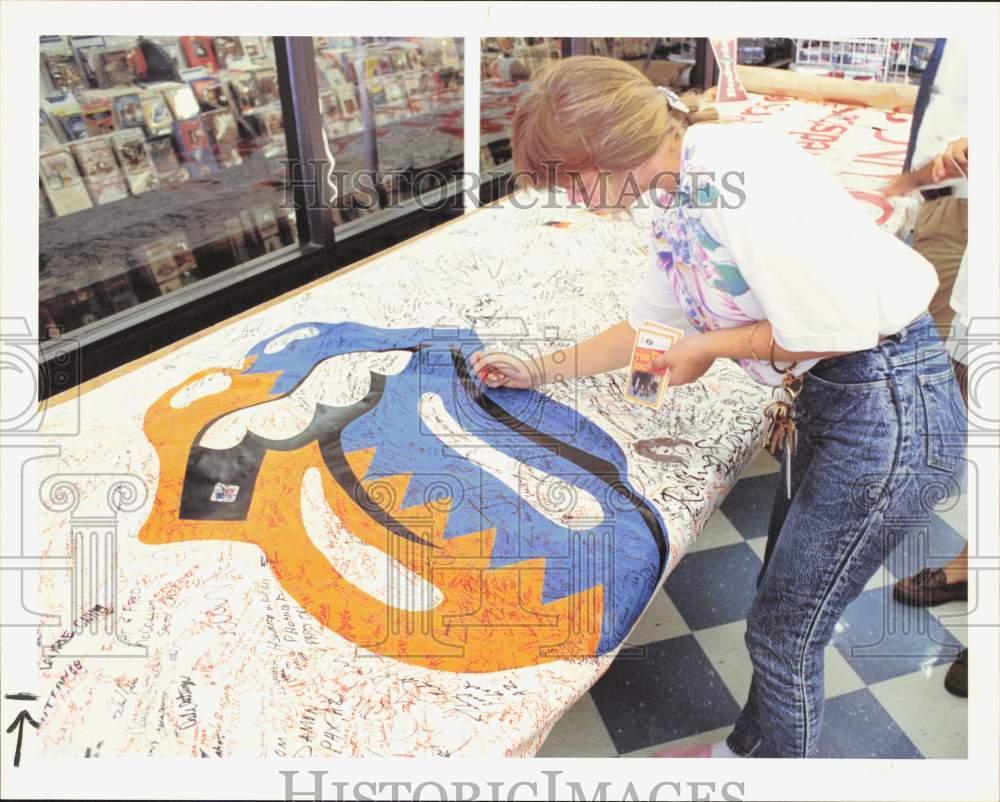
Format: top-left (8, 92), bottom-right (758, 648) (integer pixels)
top-left (138, 363), bottom-right (603, 672)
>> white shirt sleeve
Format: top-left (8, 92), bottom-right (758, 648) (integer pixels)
top-left (692, 125), bottom-right (937, 352)
top-left (911, 39), bottom-right (968, 197)
top-left (628, 248), bottom-right (699, 334)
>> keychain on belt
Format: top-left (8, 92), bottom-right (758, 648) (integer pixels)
top-left (750, 322), bottom-right (803, 500)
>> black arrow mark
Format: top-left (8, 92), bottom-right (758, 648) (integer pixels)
top-left (6, 710), bottom-right (40, 767)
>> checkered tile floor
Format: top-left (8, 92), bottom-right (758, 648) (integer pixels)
top-left (538, 449), bottom-right (969, 759)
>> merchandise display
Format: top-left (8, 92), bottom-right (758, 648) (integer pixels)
top-left (161, 82), bottom-right (202, 119)
top-left (181, 35), bottom-right (219, 72)
top-left (793, 37), bottom-right (934, 84)
top-left (140, 90), bottom-right (174, 136)
top-left (41, 92), bottom-right (87, 141)
top-left (38, 35), bottom-right (299, 341)
top-left (39, 147), bottom-right (93, 216)
top-left (312, 37), bottom-right (465, 204)
top-left (480, 38), bottom-right (561, 173)
top-left (70, 136), bottom-right (130, 205)
top-left (39, 36), bottom-right (463, 335)
top-left (40, 41), bottom-right (87, 93)
top-left (110, 129), bottom-right (158, 195)
top-left (112, 91), bottom-right (146, 129)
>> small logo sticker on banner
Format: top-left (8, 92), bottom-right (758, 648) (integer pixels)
top-left (211, 482), bottom-right (240, 503)
top-left (709, 38), bottom-right (749, 103)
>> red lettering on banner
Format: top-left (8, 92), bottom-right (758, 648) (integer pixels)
top-left (848, 189), bottom-right (894, 226)
top-left (811, 122), bottom-right (849, 136)
top-left (741, 105), bottom-right (779, 117)
top-left (790, 115), bottom-right (852, 152)
top-left (873, 128), bottom-right (908, 146)
top-left (825, 106), bottom-right (860, 125)
top-left (840, 167), bottom-right (900, 179)
top-left (884, 108), bottom-right (910, 123)
top-left (739, 96), bottom-right (792, 120)
top-left (855, 149), bottom-right (906, 168)
top-left (799, 132), bottom-right (840, 143)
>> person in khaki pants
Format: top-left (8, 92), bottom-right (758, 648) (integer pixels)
top-left (883, 38), bottom-right (968, 333)
top-left (912, 191), bottom-right (967, 329)
top-left (882, 37), bottom-right (969, 700)
top-left (883, 136), bottom-right (968, 329)
top-left (883, 131), bottom-right (970, 699)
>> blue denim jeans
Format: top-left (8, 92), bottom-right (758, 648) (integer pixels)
top-left (727, 312), bottom-right (966, 758)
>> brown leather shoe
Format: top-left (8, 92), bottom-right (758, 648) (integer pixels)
top-left (892, 567), bottom-right (967, 607)
top-left (944, 649), bottom-right (968, 698)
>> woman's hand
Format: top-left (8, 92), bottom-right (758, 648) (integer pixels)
top-left (648, 335), bottom-right (716, 387)
top-left (470, 351), bottom-right (538, 390)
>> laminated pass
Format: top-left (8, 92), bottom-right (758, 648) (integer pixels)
top-left (625, 321), bottom-right (684, 409)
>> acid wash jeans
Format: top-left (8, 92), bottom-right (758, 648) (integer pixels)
top-left (727, 312), bottom-right (967, 758)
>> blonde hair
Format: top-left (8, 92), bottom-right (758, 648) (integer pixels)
top-left (511, 56), bottom-right (716, 197)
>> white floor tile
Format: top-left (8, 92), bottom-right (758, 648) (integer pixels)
top-left (868, 663), bottom-right (967, 758)
top-left (746, 536), bottom-right (767, 562)
top-left (535, 692), bottom-right (618, 757)
top-left (932, 599), bottom-right (969, 647)
top-left (693, 620), bottom-right (751, 703)
top-left (690, 510), bottom-right (744, 553)
top-left (695, 619), bottom-right (866, 704)
top-left (739, 448), bottom-right (780, 479)
top-left (934, 493), bottom-right (967, 537)
top-left (621, 725), bottom-right (734, 758)
top-left (824, 643), bottom-right (866, 698)
top-left (864, 561), bottom-right (894, 592)
top-left (626, 592), bottom-right (689, 646)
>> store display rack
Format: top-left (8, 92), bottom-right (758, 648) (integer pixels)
top-left (38, 35), bottom-right (298, 339)
top-left (793, 37), bottom-right (934, 84)
top-left (38, 35), bottom-right (466, 344)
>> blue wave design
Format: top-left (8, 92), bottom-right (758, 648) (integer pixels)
top-left (242, 322), bottom-right (668, 655)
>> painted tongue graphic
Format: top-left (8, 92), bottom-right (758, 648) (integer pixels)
top-left (139, 322), bottom-right (668, 672)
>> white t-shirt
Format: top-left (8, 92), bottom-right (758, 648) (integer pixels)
top-left (911, 39), bottom-right (968, 199)
top-left (630, 123), bottom-right (939, 385)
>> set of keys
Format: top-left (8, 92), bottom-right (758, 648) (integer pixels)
top-left (763, 373), bottom-right (803, 500)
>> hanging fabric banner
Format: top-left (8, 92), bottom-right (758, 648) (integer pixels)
top-left (709, 37), bottom-right (749, 103)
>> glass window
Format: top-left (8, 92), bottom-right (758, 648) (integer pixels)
top-left (312, 36), bottom-right (464, 232)
top-left (479, 38), bottom-right (669, 199)
top-left (480, 37), bottom-right (563, 182)
top-left (39, 35), bottom-right (295, 341)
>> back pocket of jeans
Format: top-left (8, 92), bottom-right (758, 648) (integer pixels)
top-left (917, 369), bottom-right (965, 472)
